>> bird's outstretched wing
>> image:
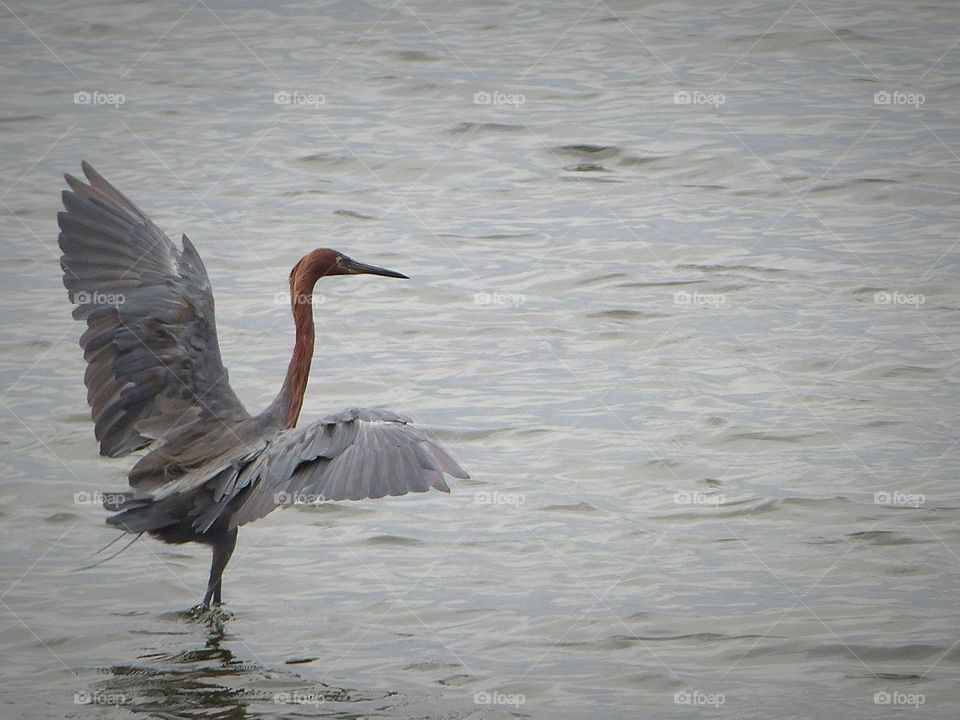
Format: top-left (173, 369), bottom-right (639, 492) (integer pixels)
top-left (108, 408), bottom-right (467, 536)
top-left (58, 162), bottom-right (250, 479)
top-left (226, 408), bottom-right (469, 528)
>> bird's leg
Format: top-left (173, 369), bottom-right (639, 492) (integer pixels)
top-left (201, 528), bottom-right (238, 608)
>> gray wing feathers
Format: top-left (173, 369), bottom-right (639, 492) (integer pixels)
top-left (107, 408), bottom-right (468, 536)
top-left (59, 162), bottom-right (249, 470)
top-left (60, 164), bottom-right (468, 536)
top-left (230, 408), bottom-right (469, 528)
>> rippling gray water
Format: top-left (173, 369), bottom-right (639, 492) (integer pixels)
top-left (1, 1), bottom-right (959, 718)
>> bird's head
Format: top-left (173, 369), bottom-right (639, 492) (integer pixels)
top-left (290, 248), bottom-right (408, 290)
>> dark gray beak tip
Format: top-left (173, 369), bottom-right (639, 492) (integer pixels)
top-left (346, 257), bottom-right (408, 279)
top-left (366, 266), bottom-right (408, 280)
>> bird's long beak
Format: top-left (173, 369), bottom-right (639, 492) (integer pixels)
top-left (343, 256), bottom-right (408, 279)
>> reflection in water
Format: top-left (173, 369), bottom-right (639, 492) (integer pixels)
top-left (92, 616), bottom-right (385, 720)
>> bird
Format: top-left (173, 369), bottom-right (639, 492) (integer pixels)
top-left (58, 161), bottom-right (468, 609)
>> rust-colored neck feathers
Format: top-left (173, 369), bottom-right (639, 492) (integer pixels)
top-left (278, 250), bottom-right (338, 428)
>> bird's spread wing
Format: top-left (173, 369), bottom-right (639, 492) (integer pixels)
top-left (108, 408), bottom-right (467, 536)
top-left (227, 408), bottom-right (469, 528)
top-left (58, 162), bottom-right (250, 477)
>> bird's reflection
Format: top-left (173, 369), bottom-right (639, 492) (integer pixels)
top-left (163, 609), bottom-right (235, 665)
top-left (88, 612), bottom-right (376, 719)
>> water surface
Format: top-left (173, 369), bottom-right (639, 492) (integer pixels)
top-left (1, 1), bottom-right (958, 718)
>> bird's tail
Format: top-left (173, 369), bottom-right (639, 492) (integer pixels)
top-left (103, 490), bottom-right (200, 543)
top-left (103, 490), bottom-right (163, 530)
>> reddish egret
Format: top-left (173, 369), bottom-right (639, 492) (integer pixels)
top-left (58, 162), bottom-right (468, 608)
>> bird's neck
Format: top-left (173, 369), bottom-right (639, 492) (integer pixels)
top-left (276, 276), bottom-right (316, 429)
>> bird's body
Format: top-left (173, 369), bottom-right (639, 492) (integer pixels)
top-left (58, 162), bottom-right (468, 608)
